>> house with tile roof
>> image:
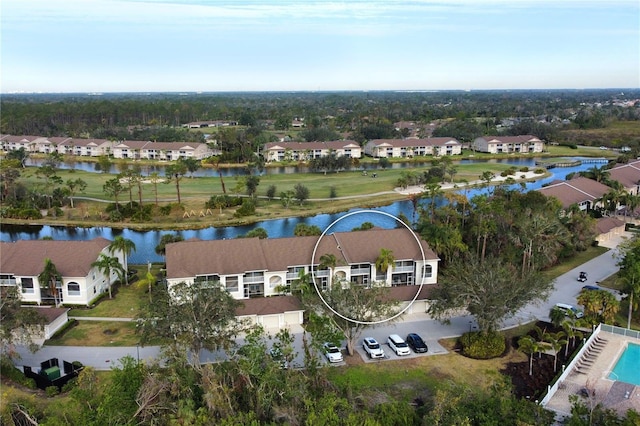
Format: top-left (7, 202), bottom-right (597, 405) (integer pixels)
top-left (263, 140), bottom-right (362, 162)
top-left (165, 228), bottom-right (439, 328)
top-left (537, 177), bottom-right (612, 211)
top-left (364, 138), bottom-right (462, 158)
top-left (0, 238), bottom-right (124, 306)
top-left (472, 135), bottom-right (544, 154)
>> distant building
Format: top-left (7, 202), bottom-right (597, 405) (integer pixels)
top-left (263, 140), bottom-right (361, 162)
top-left (364, 138), bottom-right (462, 158)
top-left (537, 177), bottom-right (611, 211)
top-left (472, 135), bottom-right (544, 154)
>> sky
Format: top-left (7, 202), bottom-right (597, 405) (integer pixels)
top-left (1, 0), bottom-right (639, 93)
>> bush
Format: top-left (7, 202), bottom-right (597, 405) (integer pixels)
top-left (45, 386), bottom-right (60, 397)
top-left (461, 331), bottom-right (506, 359)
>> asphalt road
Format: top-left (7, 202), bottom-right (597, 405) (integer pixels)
top-left (15, 241), bottom-right (625, 370)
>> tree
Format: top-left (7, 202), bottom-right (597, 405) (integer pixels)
top-left (97, 155), bottom-right (112, 173)
top-left (242, 227), bottom-right (268, 239)
top-left (280, 190), bottom-right (294, 208)
top-left (103, 178), bottom-right (125, 213)
top-left (180, 157), bottom-right (201, 178)
top-left (517, 335), bottom-right (538, 376)
top-left (544, 331), bottom-right (567, 372)
top-left (294, 183), bottom-right (309, 205)
top-left (137, 281), bottom-right (247, 369)
top-left (1, 286), bottom-right (46, 358)
top-left (245, 175), bottom-right (260, 197)
top-left (577, 289), bottom-right (620, 325)
top-left (375, 248), bottom-right (395, 283)
top-left (38, 258), bottom-right (62, 306)
top-left (300, 277), bottom-right (399, 356)
top-left (148, 171), bottom-right (162, 206)
top-left (5, 147), bottom-right (29, 168)
top-left (64, 178), bottom-right (87, 208)
top-left (155, 233), bottom-right (185, 256)
top-left (293, 223), bottom-right (322, 236)
top-left (266, 184), bottom-right (277, 201)
top-left (616, 236), bottom-right (640, 328)
top-left (108, 236), bottom-right (136, 285)
top-left (165, 161), bottom-right (188, 203)
top-left (35, 164), bottom-right (63, 209)
top-left (429, 254), bottom-right (554, 333)
top-left (91, 254), bottom-right (125, 299)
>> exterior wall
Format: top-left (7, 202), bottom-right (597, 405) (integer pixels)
top-left (365, 140), bottom-right (461, 158)
top-left (44, 311), bottom-right (69, 340)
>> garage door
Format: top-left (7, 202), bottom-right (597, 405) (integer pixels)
top-left (284, 311), bottom-right (301, 326)
top-left (261, 314), bottom-right (280, 329)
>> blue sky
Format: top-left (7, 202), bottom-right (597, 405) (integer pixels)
top-left (1, 0), bottom-right (638, 93)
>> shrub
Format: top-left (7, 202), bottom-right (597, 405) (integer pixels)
top-left (461, 331), bottom-right (506, 359)
top-left (519, 166), bottom-right (529, 172)
top-left (45, 386), bottom-right (60, 397)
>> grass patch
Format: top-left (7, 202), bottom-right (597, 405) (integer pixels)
top-left (45, 321), bottom-right (142, 346)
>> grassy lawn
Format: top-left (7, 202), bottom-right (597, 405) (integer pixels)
top-left (45, 321), bottom-right (141, 346)
top-left (68, 283), bottom-right (146, 318)
top-left (328, 324), bottom-right (535, 400)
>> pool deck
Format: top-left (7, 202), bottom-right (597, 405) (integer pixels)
top-left (544, 330), bottom-right (640, 419)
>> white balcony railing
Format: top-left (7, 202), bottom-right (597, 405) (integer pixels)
top-left (243, 276), bottom-right (264, 284)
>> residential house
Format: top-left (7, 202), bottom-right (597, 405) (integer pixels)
top-left (595, 217), bottom-right (627, 246)
top-left (537, 177), bottom-right (612, 211)
top-left (364, 138), bottom-right (462, 158)
top-left (111, 140), bottom-right (214, 160)
top-left (472, 135), bottom-right (544, 154)
top-left (165, 228), bottom-right (440, 328)
top-left (608, 159), bottom-right (640, 195)
top-left (0, 238), bottom-right (124, 306)
top-left (262, 140), bottom-right (362, 162)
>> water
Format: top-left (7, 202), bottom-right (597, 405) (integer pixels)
top-left (608, 343), bottom-right (640, 386)
top-left (1, 158), bottom-right (600, 264)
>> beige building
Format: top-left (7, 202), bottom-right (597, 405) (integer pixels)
top-left (263, 140), bottom-right (362, 162)
top-left (364, 137), bottom-right (462, 158)
top-left (472, 135), bottom-right (544, 154)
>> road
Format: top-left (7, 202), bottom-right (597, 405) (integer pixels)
top-left (14, 237), bottom-right (626, 370)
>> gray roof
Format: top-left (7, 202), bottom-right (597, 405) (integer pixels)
top-left (0, 238), bottom-right (111, 277)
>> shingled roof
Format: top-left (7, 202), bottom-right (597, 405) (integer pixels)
top-left (165, 228), bottom-right (437, 280)
top-left (537, 177), bottom-right (612, 209)
top-left (0, 238), bottom-right (111, 277)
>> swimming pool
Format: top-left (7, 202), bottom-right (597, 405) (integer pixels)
top-left (608, 343), bottom-right (640, 386)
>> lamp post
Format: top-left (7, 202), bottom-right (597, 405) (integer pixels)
top-left (468, 320), bottom-right (473, 346)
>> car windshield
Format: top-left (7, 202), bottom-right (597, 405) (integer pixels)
top-left (397, 341), bottom-right (408, 347)
top-left (368, 342), bottom-right (380, 349)
top-left (328, 347), bottom-right (339, 353)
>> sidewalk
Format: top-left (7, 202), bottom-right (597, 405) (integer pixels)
top-left (395, 170), bottom-right (542, 195)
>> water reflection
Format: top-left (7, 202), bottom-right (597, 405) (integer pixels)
top-left (2, 158), bottom-right (602, 264)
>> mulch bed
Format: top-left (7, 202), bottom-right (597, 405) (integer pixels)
top-left (501, 321), bottom-right (585, 400)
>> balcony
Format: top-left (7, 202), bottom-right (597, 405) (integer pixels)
top-left (0, 278), bottom-right (17, 286)
top-left (243, 275), bottom-right (264, 284)
top-left (350, 267), bottom-right (370, 275)
top-left (392, 265), bottom-right (414, 273)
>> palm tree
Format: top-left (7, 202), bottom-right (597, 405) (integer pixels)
top-left (91, 254), bottom-right (125, 299)
top-left (544, 331), bottom-right (567, 372)
top-left (319, 253), bottom-right (338, 287)
top-left (38, 258), bottom-right (61, 306)
top-left (108, 236), bottom-right (136, 285)
top-left (375, 248), bottom-right (395, 285)
top-left (517, 335), bottom-right (538, 376)
top-left (148, 172), bottom-right (162, 206)
top-left (562, 319), bottom-right (583, 357)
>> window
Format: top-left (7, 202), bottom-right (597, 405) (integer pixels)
top-left (67, 282), bottom-right (81, 296)
top-left (226, 276), bottom-right (239, 292)
top-left (21, 278), bottom-right (34, 294)
top-left (422, 265), bottom-right (433, 278)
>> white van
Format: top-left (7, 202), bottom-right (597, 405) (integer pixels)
top-left (555, 303), bottom-right (584, 319)
top-left (387, 334), bottom-right (411, 356)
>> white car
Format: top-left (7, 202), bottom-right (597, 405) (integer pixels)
top-left (323, 342), bottom-right (344, 363)
top-left (363, 337), bottom-right (385, 359)
top-left (387, 334), bottom-right (411, 356)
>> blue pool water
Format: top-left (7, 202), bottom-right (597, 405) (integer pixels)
top-left (609, 343), bottom-right (640, 386)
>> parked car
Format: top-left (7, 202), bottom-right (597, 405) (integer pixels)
top-left (406, 333), bottom-right (428, 353)
top-left (578, 271), bottom-right (588, 282)
top-left (555, 302), bottom-right (584, 319)
top-left (323, 342), bottom-right (344, 363)
top-left (387, 334), bottom-right (411, 356)
top-left (363, 337), bottom-right (385, 359)
top-left (582, 285), bottom-right (600, 291)
top-left (269, 347), bottom-right (289, 369)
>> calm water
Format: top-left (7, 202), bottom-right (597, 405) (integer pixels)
top-left (608, 343), bottom-right (640, 386)
top-left (1, 158), bottom-right (603, 264)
